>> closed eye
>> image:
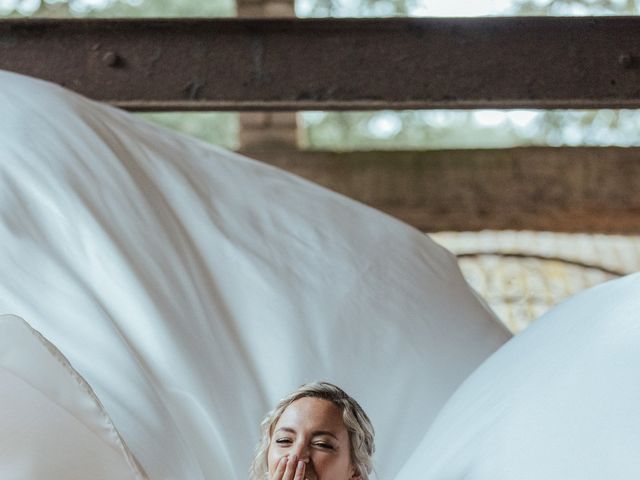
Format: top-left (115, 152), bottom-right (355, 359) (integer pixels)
top-left (275, 438), bottom-right (293, 445)
top-left (313, 442), bottom-right (335, 450)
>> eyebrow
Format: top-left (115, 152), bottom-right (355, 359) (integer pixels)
top-left (274, 427), bottom-right (339, 440)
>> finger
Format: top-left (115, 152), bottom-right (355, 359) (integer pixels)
top-left (282, 454), bottom-right (298, 480)
top-left (294, 460), bottom-right (306, 480)
top-left (272, 455), bottom-right (287, 480)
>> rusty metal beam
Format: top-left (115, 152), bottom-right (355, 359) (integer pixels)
top-left (239, 147), bottom-right (640, 233)
top-left (3, 17), bottom-right (640, 110)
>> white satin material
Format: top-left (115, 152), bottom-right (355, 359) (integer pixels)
top-left (0, 69), bottom-right (510, 480)
top-left (396, 272), bottom-right (640, 480)
top-left (0, 314), bottom-right (146, 480)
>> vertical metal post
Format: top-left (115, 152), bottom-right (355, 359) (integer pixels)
top-left (237, 0), bottom-right (299, 151)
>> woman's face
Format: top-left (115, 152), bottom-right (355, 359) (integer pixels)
top-left (267, 397), bottom-right (360, 480)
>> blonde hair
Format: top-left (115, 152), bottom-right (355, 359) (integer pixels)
top-left (249, 381), bottom-right (375, 480)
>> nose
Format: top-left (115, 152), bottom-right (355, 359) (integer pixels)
top-left (293, 442), bottom-right (310, 462)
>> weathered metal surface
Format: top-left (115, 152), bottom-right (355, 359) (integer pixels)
top-left (3, 17), bottom-right (640, 110)
top-left (239, 147), bottom-right (640, 233)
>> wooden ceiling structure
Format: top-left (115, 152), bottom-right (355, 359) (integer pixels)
top-left (2, 17), bottom-right (640, 233)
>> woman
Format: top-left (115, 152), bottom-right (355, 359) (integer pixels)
top-left (250, 382), bottom-right (375, 480)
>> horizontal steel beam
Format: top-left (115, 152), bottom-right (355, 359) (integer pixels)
top-left (3, 18), bottom-right (640, 110)
top-left (240, 147), bottom-right (640, 233)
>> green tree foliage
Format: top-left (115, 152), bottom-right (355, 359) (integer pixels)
top-left (1, 0), bottom-right (233, 18)
top-left (299, 0), bottom-right (414, 17)
top-left (298, 0), bottom-right (640, 17)
top-left (136, 111), bottom-right (238, 149)
top-left (510, 0), bottom-right (637, 16)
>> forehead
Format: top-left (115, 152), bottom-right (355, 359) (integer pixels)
top-left (274, 397), bottom-right (347, 436)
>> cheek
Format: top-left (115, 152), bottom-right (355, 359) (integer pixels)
top-left (267, 447), bottom-right (276, 474)
top-left (311, 451), bottom-right (352, 477)
top-left (267, 445), bottom-right (283, 475)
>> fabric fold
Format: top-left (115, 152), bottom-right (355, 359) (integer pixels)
top-left (0, 314), bottom-right (146, 480)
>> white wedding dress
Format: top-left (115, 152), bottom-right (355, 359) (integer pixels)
top-left (0, 70), bottom-right (510, 480)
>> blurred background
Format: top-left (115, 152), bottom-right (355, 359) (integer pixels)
top-left (5, 0), bottom-right (640, 331)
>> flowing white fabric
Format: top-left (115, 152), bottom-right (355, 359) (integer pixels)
top-left (0, 69), bottom-right (510, 480)
top-left (396, 272), bottom-right (640, 480)
top-left (0, 314), bottom-right (146, 480)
